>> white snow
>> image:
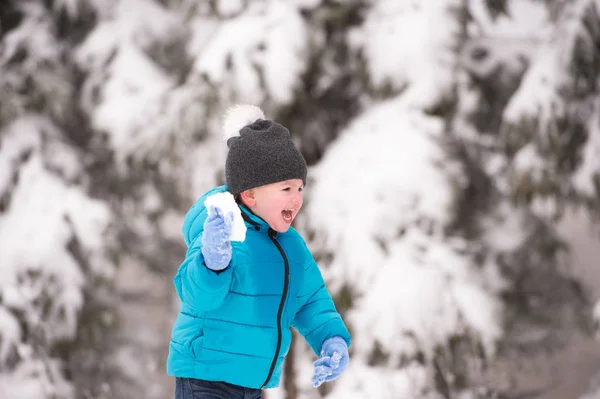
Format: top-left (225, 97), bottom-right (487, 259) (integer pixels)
top-left (75, 0), bottom-right (180, 68)
top-left (0, 3), bottom-right (61, 68)
top-left (303, 98), bottom-right (505, 396)
top-left (351, 0), bottom-right (461, 103)
top-left (0, 1), bottom-right (71, 121)
top-left (500, 0), bottom-right (600, 203)
top-left (214, 0), bottom-right (246, 17)
top-left (305, 99), bottom-right (459, 290)
top-left (480, 200), bottom-right (530, 252)
top-left (573, 108), bottom-right (600, 196)
top-left (2, 0), bottom-right (598, 397)
top-left (204, 191), bottom-right (247, 242)
top-left (80, 42), bottom-right (174, 166)
top-left (187, 139), bottom-right (229, 201)
top-left (502, 44), bottom-right (564, 128)
top-left (0, 359), bottom-right (74, 399)
top-left (192, 1), bottom-right (309, 105)
top-left (291, 0), bottom-right (322, 9)
top-left (468, 0), bottom-right (551, 38)
top-left (594, 300), bottom-right (600, 339)
top-left (0, 116), bottom-right (113, 396)
top-left (74, 0), bottom-right (182, 168)
top-left (327, 363), bottom-right (434, 399)
top-left (0, 307), bottom-right (20, 365)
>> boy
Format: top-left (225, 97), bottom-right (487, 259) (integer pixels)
top-left (166, 105), bottom-right (351, 399)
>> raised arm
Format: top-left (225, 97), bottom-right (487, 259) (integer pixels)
top-left (173, 208), bottom-right (234, 312)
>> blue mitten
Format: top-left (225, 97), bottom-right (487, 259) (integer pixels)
top-left (312, 336), bottom-right (349, 387)
top-left (201, 206), bottom-right (233, 271)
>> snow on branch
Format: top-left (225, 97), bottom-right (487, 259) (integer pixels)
top-left (302, 98), bottom-right (505, 397)
top-left (74, 0), bottom-right (191, 171)
top-left (191, 1), bottom-right (309, 105)
top-left (501, 0), bottom-right (600, 202)
top-left (352, 0), bottom-right (462, 103)
top-left (0, 116), bottom-right (114, 398)
top-left (0, 2), bottom-right (72, 123)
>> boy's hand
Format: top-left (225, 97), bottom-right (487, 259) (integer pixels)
top-left (312, 336), bottom-right (349, 387)
top-left (201, 206), bottom-right (234, 271)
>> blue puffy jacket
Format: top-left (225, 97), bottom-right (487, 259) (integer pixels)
top-left (166, 186), bottom-right (351, 389)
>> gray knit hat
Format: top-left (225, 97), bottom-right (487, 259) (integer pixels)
top-left (222, 105), bottom-right (307, 195)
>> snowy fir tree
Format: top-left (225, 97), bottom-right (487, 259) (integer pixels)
top-left (0, 0), bottom-right (599, 398)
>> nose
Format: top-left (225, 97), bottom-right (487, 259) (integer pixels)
top-left (292, 192), bottom-right (303, 207)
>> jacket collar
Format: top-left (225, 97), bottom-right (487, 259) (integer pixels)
top-left (238, 204), bottom-right (272, 234)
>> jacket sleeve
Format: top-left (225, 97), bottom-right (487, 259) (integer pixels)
top-left (292, 259), bottom-right (351, 356)
top-left (173, 234), bottom-right (233, 313)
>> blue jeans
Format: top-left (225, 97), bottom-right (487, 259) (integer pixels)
top-left (175, 378), bottom-right (263, 399)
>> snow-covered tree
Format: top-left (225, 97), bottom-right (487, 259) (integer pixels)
top-left (297, 0), bottom-right (592, 397)
top-left (1, 0), bottom-right (598, 398)
top-left (0, 1), bottom-right (118, 398)
top-left (462, 0), bottom-right (600, 217)
top-left (0, 117), bottom-right (114, 398)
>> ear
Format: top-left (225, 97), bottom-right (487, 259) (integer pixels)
top-left (239, 189), bottom-right (256, 207)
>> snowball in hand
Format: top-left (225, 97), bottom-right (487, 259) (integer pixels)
top-left (204, 192), bottom-right (246, 242)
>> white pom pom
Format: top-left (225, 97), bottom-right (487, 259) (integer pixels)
top-left (222, 104), bottom-right (266, 141)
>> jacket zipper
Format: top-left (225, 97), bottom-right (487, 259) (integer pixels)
top-left (262, 228), bottom-right (290, 388)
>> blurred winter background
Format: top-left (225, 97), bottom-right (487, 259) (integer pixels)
top-left (1, 0), bottom-right (600, 398)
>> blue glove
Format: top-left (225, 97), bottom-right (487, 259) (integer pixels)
top-left (312, 336), bottom-right (349, 387)
top-left (201, 206), bottom-right (233, 271)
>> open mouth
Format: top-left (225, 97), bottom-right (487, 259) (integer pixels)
top-left (282, 209), bottom-right (294, 223)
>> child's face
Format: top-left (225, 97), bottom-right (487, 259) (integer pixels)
top-left (243, 179), bottom-right (304, 233)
